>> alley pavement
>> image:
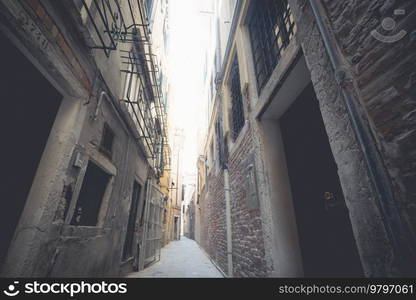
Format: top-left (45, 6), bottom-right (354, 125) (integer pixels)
top-left (127, 237), bottom-right (223, 278)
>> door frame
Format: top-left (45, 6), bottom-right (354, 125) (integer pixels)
top-left (259, 55), bottom-right (316, 277)
top-left (0, 21), bottom-right (89, 276)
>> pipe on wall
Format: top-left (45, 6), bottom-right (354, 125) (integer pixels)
top-left (224, 168), bottom-right (233, 277)
top-left (309, 0), bottom-right (415, 275)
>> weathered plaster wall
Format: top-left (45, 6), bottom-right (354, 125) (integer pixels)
top-left (0, 0), bottom-right (155, 277)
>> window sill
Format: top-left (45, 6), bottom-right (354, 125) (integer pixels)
top-left (120, 256), bottom-right (134, 265)
top-left (229, 120), bottom-right (249, 157)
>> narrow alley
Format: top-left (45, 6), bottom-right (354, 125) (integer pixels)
top-left (0, 0), bottom-right (415, 283)
top-left (127, 237), bottom-right (223, 278)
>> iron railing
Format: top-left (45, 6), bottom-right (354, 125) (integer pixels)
top-left (80, 0), bottom-right (168, 177)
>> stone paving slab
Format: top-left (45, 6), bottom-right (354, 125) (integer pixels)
top-left (126, 236), bottom-right (223, 278)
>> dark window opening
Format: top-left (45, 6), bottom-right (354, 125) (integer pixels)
top-left (140, 192), bottom-right (147, 226)
top-left (248, 0), bottom-right (296, 91)
top-left (70, 161), bottom-right (110, 226)
top-left (99, 123), bottom-right (114, 159)
top-left (229, 55), bottom-right (245, 141)
top-left (122, 181), bottom-right (142, 260)
top-left (181, 184), bottom-right (185, 202)
top-left (0, 31), bottom-right (62, 267)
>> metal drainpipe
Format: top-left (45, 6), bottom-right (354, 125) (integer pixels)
top-left (309, 0), bottom-right (414, 274)
top-left (93, 91), bottom-right (107, 121)
top-left (224, 168), bottom-right (233, 277)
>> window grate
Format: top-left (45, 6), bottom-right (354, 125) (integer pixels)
top-left (81, 0), bottom-right (168, 177)
top-left (120, 48), bottom-right (167, 178)
top-left (229, 55), bottom-right (245, 141)
top-left (80, 0), bottom-right (128, 57)
top-left (248, 0), bottom-right (296, 92)
top-left (80, 0), bottom-right (151, 57)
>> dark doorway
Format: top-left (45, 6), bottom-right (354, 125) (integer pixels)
top-left (174, 216), bottom-right (178, 240)
top-left (122, 181), bottom-right (142, 260)
top-left (0, 31), bottom-right (62, 267)
top-left (280, 83), bottom-right (363, 277)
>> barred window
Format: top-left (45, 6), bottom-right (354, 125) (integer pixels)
top-left (248, 0), bottom-right (296, 92)
top-left (229, 55), bottom-right (245, 141)
top-left (215, 109), bottom-right (228, 170)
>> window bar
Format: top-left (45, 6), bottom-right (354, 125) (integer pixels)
top-left (123, 52), bottom-right (155, 159)
top-left (116, 0), bottom-right (168, 177)
top-left (80, 0), bottom-right (113, 57)
top-left (248, 0), bottom-right (295, 91)
top-left (230, 55), bottom-right (245, 141)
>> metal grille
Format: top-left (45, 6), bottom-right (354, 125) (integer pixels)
top-left (121, 49), bottom-right (166, 178)
top-left (80, 0), bottom-right (127, 57)
top-left (215, 108), bottom-right (228, 169)
top-left (229, 55), bottom-right (245, 141)
top-left (248, 0), bottom-right (296, 91)
top-left (80, 0), bottom-right (151, 56)
top-left (143, 182), bottom-right (164, 267)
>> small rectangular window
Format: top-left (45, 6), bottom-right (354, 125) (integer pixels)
top-left (70, 161), bottom-right (111, 226)
top-left (99, 123), bottom-right (114, 159)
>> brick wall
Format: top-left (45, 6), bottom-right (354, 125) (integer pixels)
top-left (24, 0), bottom-right (91, 93)
top-left (322, 0), bottom-right (416, 244)
top-left (205, 168), bottom-right (228, 273)
top-left (199, 122), bottom-right (269, 277)
top-left (228, 125), bottom-right (269, 277)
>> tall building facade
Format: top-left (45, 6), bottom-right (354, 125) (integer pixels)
top-left (196, 0), bottom-right (416, 277)
top-left (0, 0), bottom-right (169, 277)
